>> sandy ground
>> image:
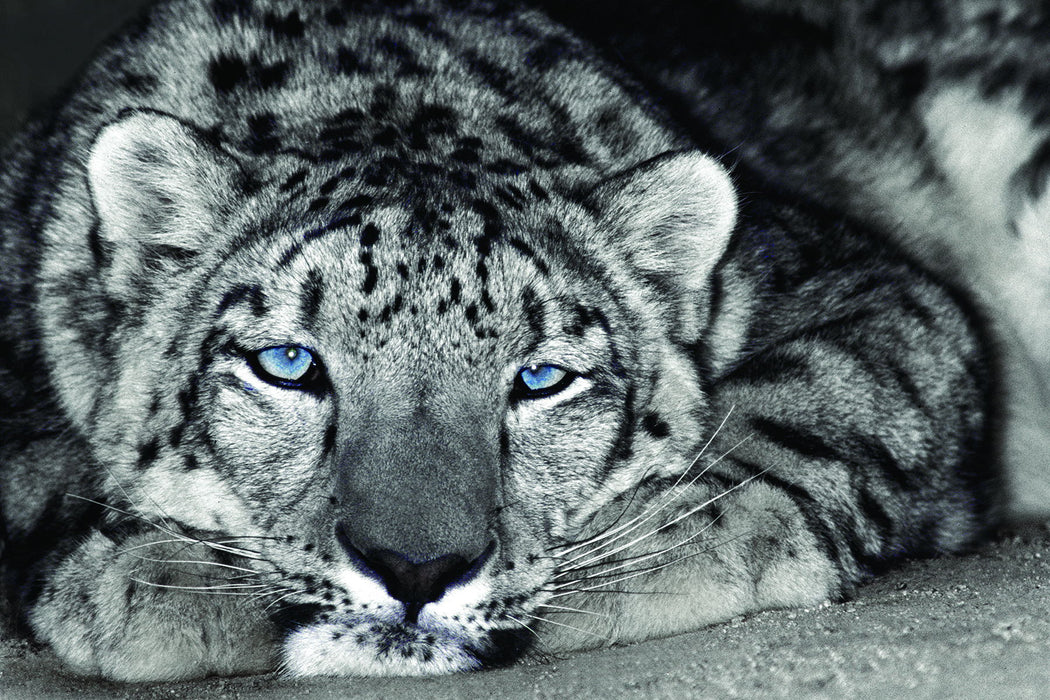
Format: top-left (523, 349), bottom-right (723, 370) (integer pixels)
top-left (4, 524), bottom-right (1050, 699)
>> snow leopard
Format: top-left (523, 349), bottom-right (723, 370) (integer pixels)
top-left (1, 0), bottom-right (1045, 682)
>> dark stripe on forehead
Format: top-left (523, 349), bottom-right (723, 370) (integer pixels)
top-left (507, 237), bottom-right (550, 276)
top-left (521, 286), bottom-right (546, 339)
top-left (300, 270), bottom-right (325, 329)
top-left (217, 284), bottom-right (267, 317)
top-left (277, 213), bottom-right (365, 269)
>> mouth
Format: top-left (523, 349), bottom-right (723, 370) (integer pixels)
top-left (278, 606), bottom-right (531, 677)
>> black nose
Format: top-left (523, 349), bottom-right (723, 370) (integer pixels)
top-left (336, 523), bottom-right (493, 623)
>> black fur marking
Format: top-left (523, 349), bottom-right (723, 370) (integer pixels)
top-left (507, 237), bottom-right (550, 275)
top-left (136, 438), bottom-right (161, 470)
top-left (361, 252), bottom-right (379, 295)
top-left (209, 54), bottom-right (249, 93)
top-left (212, 0), bottom-right (254, 23)
top-left (278, 242), bottom-right (304, 268)
top-left (169, 423), bottom-right (185, 448)
top-left (720, 348), bottom-right (813, 385)
top-left (209, 53), bottom-right (291, 93)
top-left (521, 287), bottom-right (546, 336)
top-left (264, 10), bottom-right (305, 39)
top-left (465, 52), bottom-right (517, 97)
top-left (280, 170), bottom-right (308, 192)
top-left (246, 112), bottom-right (281, 153)
top-left (322, 424), bottom-right (338, 459)
top-left (376, 36), bottom-right (428, 77)
top-left (308, 196), bottom-right (330, 214)
top-left (119, 72), bottom-right (159, 96)
top-left (300, 270), bottom-right (325, 328)
top-left (607, 385), bottom-right (636, 466)
top-left (718, 460), bottom-right (848, 580)
top-left (642, 412), bottom-right (671, 439)
top-left (564, 304), bottom-right (597, 337)
top-left (217, 284), bottom-right (268, 317)
top-left (335, 46), bottom-right (372, 76)
top-left (325, 8), bottom-right (347, 26)
top-left (524, 36), bottom-right (573, 71)
top-left (360, 223), bottom-right (381, 248)
top-left (750, 417), bottom-right (913, 489)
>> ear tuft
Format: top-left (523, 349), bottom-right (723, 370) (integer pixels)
top-left (597, 150), bottom-right (737, 292)
top-left (87, 110), bottom-right (238, 255)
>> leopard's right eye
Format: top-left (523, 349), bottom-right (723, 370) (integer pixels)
top-left (512, 364), bottom-right (576, 400)
top-left (248, 345), bottom-right (323, 391)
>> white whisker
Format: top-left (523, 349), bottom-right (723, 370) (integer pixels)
top-left (555, 433), bottom-right (754, 575)
top-left (553, 407), bottom-right (738, 560)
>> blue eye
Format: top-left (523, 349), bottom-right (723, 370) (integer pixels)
top-left (252, 346), bottom-right (318, 388)
top-left (514, 364), bottom-right (574, 399)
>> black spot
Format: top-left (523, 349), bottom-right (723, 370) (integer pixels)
top-left (308, 196), bottom-right (330, 214)
top-left (360, 223), bottom-right (381, 247)
top-left (362, 266), bottom-right (378, 295)
top-left (528, 180), bottom-right (549, 200)
top-left (465, 52), bottom-right (516, 97)
top-left (336, 46), bottom-right (371, 75)
top-left (246, 112), bottom-right (280, 153)
top-left (209, 54), bottom-right (249, 93)
top-left (409, 104), bottom-right (459, 137)
top-left (184, 454), bottom-right (200, 471)
top-left (257, 58), bottom-right (291, 89)
top-left (450, 278), bottom-right (461, 305)
top-left (325, 8), bottom-right (347, 26)
top-left (278, 242), bottom-right (303, 268)
top-left (119, 72), bottom-right (158, 95)
top-left (376, 35), bottom-right (428, 77)
top-left (208, 53), bottom-right (291, 93)
top-left (137, 438), bottom-right (161, 470)
top-left (212, 0), bottom-right (253, 23)
top-left (319, 175), bottom-right (341, 196)
top-left (280, 169), bottom-right (309, 192)
top-left (169, 423), bottom-right (185, 448)
top-left (336, 194), bottom-right (374, 213)
top-left (264, 10), bottom-right (305, 39)
top-left (397, 262), bottom-right (410, 280)
top-left (642, 412), bottom-right (671, 439)
top-left (485, 159), bottom-right (526, 176)
top-left (508, 238), bottom-right (549, 275)
top-left (358, 308), bottom-right (369, 322)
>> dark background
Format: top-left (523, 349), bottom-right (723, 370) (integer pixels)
top-left (0, 0), bottom-right (152, 140)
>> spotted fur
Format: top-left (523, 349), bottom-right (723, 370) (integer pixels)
top-left (0, 0), bottom-right (1035, 681)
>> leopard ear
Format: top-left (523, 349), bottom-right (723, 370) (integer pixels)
top-left (596, 150), bottom-right (737, 292)
top-left (87, 110), bottom-right (240, 262)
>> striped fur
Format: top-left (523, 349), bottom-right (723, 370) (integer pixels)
top-left (0, 0), bottom-right (1026, 681)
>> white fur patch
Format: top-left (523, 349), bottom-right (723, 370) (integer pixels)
top-left (282, 565), bottom-right (496, 677)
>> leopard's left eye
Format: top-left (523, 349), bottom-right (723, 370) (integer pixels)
top-left (249, 345), bottom-right (321, 390)
top-left (513, 364), bottom-right (575, 399)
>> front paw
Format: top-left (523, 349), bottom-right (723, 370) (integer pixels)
top-left (30, 527), bottom-right (278, 681)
